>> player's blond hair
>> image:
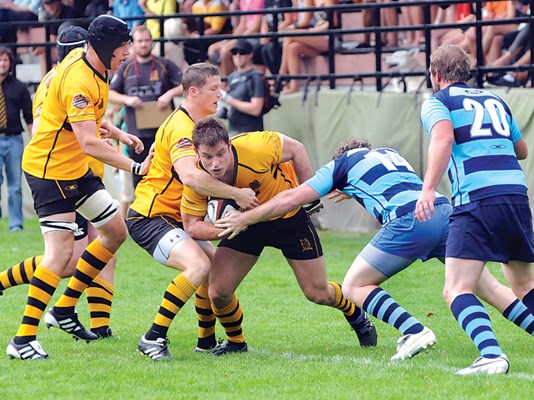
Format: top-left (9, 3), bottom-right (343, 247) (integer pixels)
top-left (333, 137), bottom-right (371, 160)
top-left (430, 44), bottom-right (471, 83)
top-left (182, 62), bottom-right (220, 97)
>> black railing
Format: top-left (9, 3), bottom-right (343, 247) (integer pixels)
top-left (1, 0), bottom-right (532, 90)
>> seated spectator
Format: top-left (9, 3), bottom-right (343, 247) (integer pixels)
top-left (487, 24), bottom-right (530, 77)
top-left (217, 39), bottom-right (266, 135)
top-left (463, 0), bottom-right (521, 64)
top-left (0, 0), bottom-right (40, 56)
top-left (278, 0), bottom-right (338, 94)
top-left (401, 0), bottom-right (424, 47)
top-left (253, 0), bottom-right (295, 74)
top-left (83, 0), bottom-right (111, 18)
top-left (491, 49), bottom-right (531, 87)
top-left (207, 0), bottom-right (265, 76)
top-left (138, 0), bottom-right (177, 40)
top-left (30, 0), bottom-right (77, 74)
top-left (183, 0), bottom-right (232, 65)
top-left (112, 0), bottom-right (145, 30)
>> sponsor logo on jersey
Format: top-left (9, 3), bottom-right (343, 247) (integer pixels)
top-left (249, 180), bottom-right (261, 192)
top-left (490, 145), bottom-right (506, 149)
top-left (72, 94), bottom-right (90, 110)
top-left (176, 137), bottom-right (192, 149)
top-left (64, 185), bottom-right (78, 190)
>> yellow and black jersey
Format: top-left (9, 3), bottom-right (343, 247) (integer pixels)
top-left (22, 49), bottom-right (109, 180)
top-left (129, 107), bottom-right (197, 221)
top-left (30, 49), bottom-right (105, 179)
top-left (181, 131), bottom-right (299, 220)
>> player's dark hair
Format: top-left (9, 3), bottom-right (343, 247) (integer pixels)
top-left (0, 46), bottom-right (14, 73)
top-left (333, 137), bottom-right (371, 160)
top-left (430, 44), bottom-right (470, 83)
top-left (192, 116), bottom-right (230, 149)
top-left (182, 62), bottom-right (220, 96)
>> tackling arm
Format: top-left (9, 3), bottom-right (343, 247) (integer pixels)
top-left (216, 184), bottom-right (320, 239)
top-left (174, 156), bottom-right (259, 210)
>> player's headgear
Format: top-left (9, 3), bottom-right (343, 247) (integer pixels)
top-left (56, 24), bottom-right (87, 62)
top-left (87, 15), bottom-right (131, 69)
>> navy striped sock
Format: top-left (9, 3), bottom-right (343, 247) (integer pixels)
top-left (502, 299), bottom-right (534, 335)
top-left (522, 288), bottom-right (534, 313)
top-left (363, 287), bottom-right (423, 335)
top-left (450, 293), bottom-right (502, 358)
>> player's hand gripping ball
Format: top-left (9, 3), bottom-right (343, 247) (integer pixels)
top-left (207, 198), bottom-right (239, 223)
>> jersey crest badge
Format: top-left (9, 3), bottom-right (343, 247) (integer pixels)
top-left (72, 94), bottom-right (90, 110)
top-left (176, 137), bottom-right (192, 149)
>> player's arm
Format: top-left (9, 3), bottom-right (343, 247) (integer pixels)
top-left (174, 156), bottom-right (259, 210)
top-left (514, 137), bottom-right (528, 160)
top-left (182, 212), bottom-right (228, 241)
top-left (216, 183), bottom-right (320, 239)
top-left (100, 119), bottom-right (144, 154)
top-left (415, 119), bottom-right (454, 222)
top-left (279, 134), bottom-right (313, 182)
top-left (72, 120), bottom-right (151, 175)
top-left (157, 85), bottom-right (183, 110)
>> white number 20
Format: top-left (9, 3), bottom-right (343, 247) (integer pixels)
top-left (463, 98), bottom-right (510, 138)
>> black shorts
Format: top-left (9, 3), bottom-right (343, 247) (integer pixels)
top-left (74, 212), bottom-right (89, 241)
top-left (126, 209), bottom-right (184, 256)
top-left (24, 169), bottom-right (105, 218)
top-left (218, 208), bottom-right (323, 260)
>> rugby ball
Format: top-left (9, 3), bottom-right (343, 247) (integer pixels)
top-left (207, 198), bottom-right (239, 223)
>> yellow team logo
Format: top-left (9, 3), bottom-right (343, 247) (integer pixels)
top-left (299, 238), bottom-right (313, 252)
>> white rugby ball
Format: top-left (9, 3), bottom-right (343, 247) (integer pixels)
top-left (207, 198), bottom-right (239, 223)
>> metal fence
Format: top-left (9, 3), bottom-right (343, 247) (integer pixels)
top-left (1, 0), bottom-right (532, 90)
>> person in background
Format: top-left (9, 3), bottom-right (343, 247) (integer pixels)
top-left (109, 24), bottom-right (183, 188)
top-left (218, 39), bottom-right (265, 136)
top-left (0, 45), bottom-right (32, 232)
top-left (112, 0), bottom-right (145, 30)
top-left (138, 0), bottom-right (177, 40)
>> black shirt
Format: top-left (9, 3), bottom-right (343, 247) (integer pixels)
top-left (0, 75), bottom-right (32, 135)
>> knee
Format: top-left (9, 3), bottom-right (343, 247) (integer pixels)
top-left (208, 286), bottom-right (231, 309)
top-left (303, 286), bottom-right (331, 306)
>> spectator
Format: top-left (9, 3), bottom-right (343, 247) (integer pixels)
top-left (83, 0), bottom-right (111, 18)
top-left (112, 0), bottom-right (145, 30)
top-left (0, 46), bottom-right (32, 232)
top-left (138, 0), bottom-right (177, 40)
top-left (254, 0), bottom-right (294, 74)
top-left (207, 0), bottom-right (265, 76)
top-left (491, 49), bottom-right (531, 87)
top-left (463, 0), bottom-right (520, 64)
top-left (218, 39), bottom-right (265, 135)
top-left (486, 24), bottom-right (530, 83)
top-left (401, 0), bottom-right (423, 47)
top-left (183, 0), bottom-right (232, 65)
top-left (278, 0), bottom-right (338, 94)
top-left (0, 1), bottom-right (41, 56)
top-left (109, 25), bottom-right (183, 188)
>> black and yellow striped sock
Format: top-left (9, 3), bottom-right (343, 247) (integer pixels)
top-left (54, 240), bottom-right (113, 315)
top-left (145, 274), bottom-right (197, 340)
top-left (0, 256), bottom-right (43, 292)
top-left (14, 265), bottom-right (61, 345)
top-left (329, 281), bottom-right (363, 325)
top-left (195, 284), bottom-right (217, 349)
top-left (86, 276), bottom-right (114, 331)
top-left (213, 294), bottom-right (245, 343)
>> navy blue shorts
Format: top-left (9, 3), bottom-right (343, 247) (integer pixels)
top-left (447, 195), bottom-right (534, 263)
top-left (218, 208), bottom-right (323, 260)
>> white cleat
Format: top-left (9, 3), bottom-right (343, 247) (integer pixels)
top-left (456, 354), bottom-right (509, 376)
top-left (6, 339), bottom-right (48, 360)
top-left (390, 326), bottom-right (436, 361)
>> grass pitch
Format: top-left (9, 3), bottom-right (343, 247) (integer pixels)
top-left (0, 219), bottom-right (532, 399)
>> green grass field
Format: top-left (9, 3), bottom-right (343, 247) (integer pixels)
top-left (0, 219), bottom-right (532, 399)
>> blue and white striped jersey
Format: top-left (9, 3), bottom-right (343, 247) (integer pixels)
top-left (421, 82), bottom-right (527, 206)
top-left (306, 147), bottom-right (448, 225)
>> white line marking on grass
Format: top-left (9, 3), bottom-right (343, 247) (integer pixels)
top-left (250, 348), bottom-right (534, 380)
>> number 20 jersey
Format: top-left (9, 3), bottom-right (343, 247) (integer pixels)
top-left (421, 82), bottom-right (527, 207)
